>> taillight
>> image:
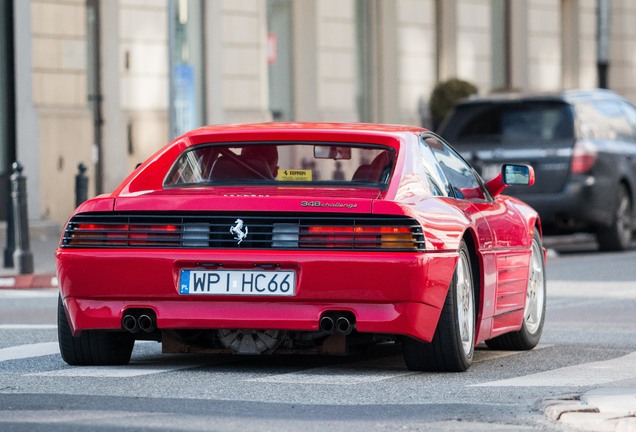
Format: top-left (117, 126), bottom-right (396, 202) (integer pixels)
top-left (570, 141), bottom-right (597, 174)
top-left (69, 223), bottom-right (128, 246)
top-left (67, 223), bottom-right (181, 246)
top-left (129, 224), bottom-right (179, 245)
top-left (303, 226), bottom-right (357, 248)
top-left (301, 226), bottom-right (417, 249)
top-left (375, 226), bottom-right (415, 248)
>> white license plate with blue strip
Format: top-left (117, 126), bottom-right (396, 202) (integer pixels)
top-left (179, 269), bottom-right (296, 296)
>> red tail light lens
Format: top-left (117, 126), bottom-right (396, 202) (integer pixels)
top-left (301, 226), bottom-right (416, 249)
top-left (570, 141), bottom-right (597, 174)
top-left (68, 223), bottom-right (180, 246)
top-left (69, 224), bottom-right (128, 246)
top-left (129, 225), bottom-right (179, 245)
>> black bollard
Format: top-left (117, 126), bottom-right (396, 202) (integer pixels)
top-left (3, 191), bottom-right (15, 268)
top-left (75, 162), bottom-right (88, 207)
top-left (11, 162), bottom-right (33, 274)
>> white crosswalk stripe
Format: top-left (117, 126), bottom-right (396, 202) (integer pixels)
top-left (0, 342), bottom-right (59, 362)
top-left (0, 289), bottom-right (58, 299)
top-left (247, 368), bottom-right (416, 384)
top-left (1, 337), bottom-right (632, 387)
top-left (0, 324), bottom-right (56, 330)
top-left (472, 351), bottom-right (636, 387)
top-left (550, 281), bottom-right (636, 299)
top-left (0, 340), bottom-right (206, 377)
top-left (27, 363), bottom-right (203, 378)
top-left (245, 348), bottom-right (550, 385)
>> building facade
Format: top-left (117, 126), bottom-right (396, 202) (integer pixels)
top-left (1, 0), bottom-right (635, 225)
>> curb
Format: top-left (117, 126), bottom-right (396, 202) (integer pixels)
top-left (0, 273), bottom-right (58, 289)
top-left (540, 390), bottom-right (636, 432)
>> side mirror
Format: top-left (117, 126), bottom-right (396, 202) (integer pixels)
top-left (486, 164), bottom-right (535, 197)
top-left (502, 164), bottom-right (535, 186)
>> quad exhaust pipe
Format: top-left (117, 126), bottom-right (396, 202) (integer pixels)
top-left (122, 315), bottom-right (139, 333)
top-left (319, 316), bottom-right (335, 333)
top-left (319, 312), bottom-right (355, 335)
top-left (335, 316), bottom-right (353, 335)
top-left (122, 311), bottom-right (156, 333)
top-left (138, 314), bottom-right (156, 332)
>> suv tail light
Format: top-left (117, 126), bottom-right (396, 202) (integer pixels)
top-left (570, 140), bottom-right (598, 174)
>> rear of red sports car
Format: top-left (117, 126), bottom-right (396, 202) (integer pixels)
top-left (56, 123), bottom-right (541, 371)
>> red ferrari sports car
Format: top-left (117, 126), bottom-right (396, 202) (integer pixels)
top-left (56, 122), bottom-right (546, 372)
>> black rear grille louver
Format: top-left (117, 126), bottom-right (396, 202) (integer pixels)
top-left (61, 213), bottom-right (425, 251)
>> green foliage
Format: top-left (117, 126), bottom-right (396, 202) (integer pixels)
top-left (429, 78), bottom-right (478, 130)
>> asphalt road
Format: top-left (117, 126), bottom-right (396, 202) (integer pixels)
top-left (1, 239), bottom-right (635, 431)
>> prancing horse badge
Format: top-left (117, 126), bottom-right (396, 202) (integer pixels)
top-left (230, 219), bottom-right (248, 244)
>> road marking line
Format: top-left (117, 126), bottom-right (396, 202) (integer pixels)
top-left (0, 342), bottom-right (59, 362)
top-left (473, 344), bottom-right (552, 364)
top-left (0, 324), bottom-right (56, 330)
top-left (246, 367), bottom-right (416, 384)
top-left (0, 289), bottom-right (58, 299)
top-left (247, 345), bottom-right (552, 385)
top-left (472, 351), bottom-right (636, 387)
top-left (549, 281), bottom-right (636, 299)
top-left (27, 362), bottom-right (203, 378)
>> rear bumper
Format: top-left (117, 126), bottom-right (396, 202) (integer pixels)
top-left (57, 248), bottom-right (458, 342)
top-left (513, 175), bottom-right (613, 232)
top-left (63, 297), bottom-right (443, 342)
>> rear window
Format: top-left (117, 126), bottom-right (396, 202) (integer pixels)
top-left (440, 101), bottom-right (574, 147)
top-left (164, 142), bottom-right (395, 188)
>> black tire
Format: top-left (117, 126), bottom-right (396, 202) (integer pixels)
top-left (597, 185), bottom-right (632, 252)
top-left (58, 295), bottom-right (134, 365)
top-left (485, 228), bottom-right (546, 350)
top-left (403, 241), bottom-right (475, 372)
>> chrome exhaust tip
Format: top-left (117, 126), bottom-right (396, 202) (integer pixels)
top-left (319, 316), bottom-right (336, 334)
top-left (336, 316), bottom-right (353, 335)
top-left (122, 315), bottom-right (139, 333)
top-left (138, 314), bottom-right (156, 333)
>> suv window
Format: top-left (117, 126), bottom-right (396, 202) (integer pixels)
top-left (620, 102), bottom-right (636, 136)
top-left (442, 101), bottom-right (574, 147)
top-left (576, 100), bottom-right (636, 141)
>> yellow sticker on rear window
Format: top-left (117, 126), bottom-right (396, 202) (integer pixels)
top-left (277, 169), bottom-right (312, 181)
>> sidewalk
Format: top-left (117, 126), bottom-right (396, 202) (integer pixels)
top-left (540, 384), bottom-right (636, 431)
top-left (0, 219), bottom-right (60, 288)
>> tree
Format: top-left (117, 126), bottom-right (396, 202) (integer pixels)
top-left (429, 78), bottom-right (478, 130)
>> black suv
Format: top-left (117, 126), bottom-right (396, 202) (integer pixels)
top-left (438, 89), bottom-right (636, 251)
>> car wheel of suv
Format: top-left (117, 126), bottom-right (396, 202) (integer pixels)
top-left (402, 241), bottom-right (475, 372)
top-left (485, 228), bottom-right (545, 350)
top-left (58, 295), bottom-right (134, 365)
top-left (597, 185), bottom-right (633, 251)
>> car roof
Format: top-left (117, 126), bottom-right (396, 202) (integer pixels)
top-left (113, 122), bottom-right (428, 196)
top-left (454, 88), bottom-right (624, 106)
top-left (180, 122), bottom-right (427, 147)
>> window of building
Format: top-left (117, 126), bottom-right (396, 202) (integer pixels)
top-left (169, 0), bottom-right (205, 138)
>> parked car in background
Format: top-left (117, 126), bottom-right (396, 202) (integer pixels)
top-left (438, 89), bottom-right (636, 251)
top-left (56, 122), bottom-right (545, 372)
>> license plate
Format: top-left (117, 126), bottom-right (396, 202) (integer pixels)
top-left (179, 269), bottom-right (296, 296)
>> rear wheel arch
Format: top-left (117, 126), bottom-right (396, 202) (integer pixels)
top-left (58, 295), bottom-right (134, 365)
top-left (461, 230), bottom-right (482, 323)
top-left (402, 238), bottom-right (477, 372)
